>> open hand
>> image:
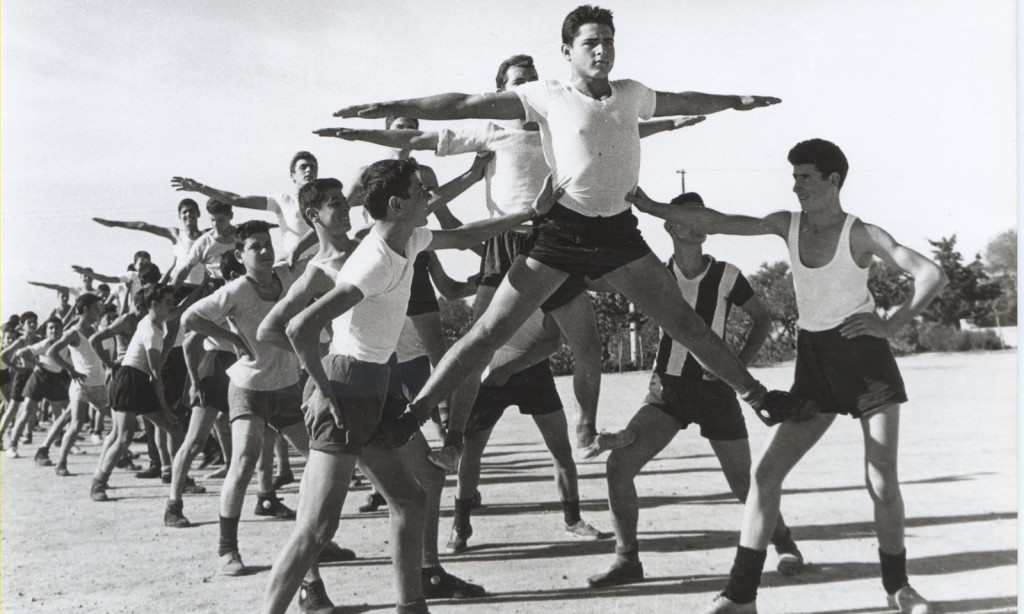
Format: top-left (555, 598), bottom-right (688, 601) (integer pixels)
top-left (672, 115), bottom-right (706, 129)
top-left (171, 176), bottom-right (200, 192)
top-left (839, 312), bottom-right (892, 339)
top-left (735, 96), bottom-right (782, 111)
top-left (333, 103), bottom-right (390, 119)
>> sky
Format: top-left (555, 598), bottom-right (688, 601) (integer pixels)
top-left (1, 0), bottom-right (1017, 317)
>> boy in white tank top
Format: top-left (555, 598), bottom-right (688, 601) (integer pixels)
top-left (630, 139), bottom-right (948, 614)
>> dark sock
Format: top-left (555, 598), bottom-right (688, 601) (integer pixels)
top-left (454, 497), bottom-right (474, 528)
top-left (771, 526), bottom-right (797, 553)
top-left (395, 597), bottom-right (428, 614)
top-left (562, 499), bottom-right (582, 525)
top-left (218, 515), bottom-right (240, 556)
top-left (444, 430), bottom-right (464, 449)
top-left (722, 546), bottom-right (767, 604)
top-left (257, 491), bottom-right (275, 500)
top-left (879, 548), bottom-right (908, 594)
top-left (615, 542), bottom-right (639, 564)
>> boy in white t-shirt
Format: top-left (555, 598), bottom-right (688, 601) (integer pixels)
top-left (334, 6), bottom-right (793, 466)
top-left (171, 199), bottom-right (238, 287)
top-left (260, 158), bottom-right (558, 614)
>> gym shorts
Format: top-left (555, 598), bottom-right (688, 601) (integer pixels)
top-left (303, 354), bottom-right (390, 456)
top-left (196, 350), bottom-right (235, 413)
top-left (161, 346), bottom-right (188, 412)
top-left (791, 327), bottom-right (907, 418)
top-left (228, 381), bottom-right (303, 430)
top-left (24, 368), bottom-right (71, 404)
top-left (110, 365), bottom-right (161, 415)
top-left (643, 371), bottom-right (748, 441)
top-left (465, 359), bottom-right (562, 435)
top-left (525, 203), bottom-right (651, 280)
top-left (479, 228), bottom-right (587, 312)
top-left (69, 381), bottom-right (110, 410)
top-left (10, 370), bottom-right (30, 402)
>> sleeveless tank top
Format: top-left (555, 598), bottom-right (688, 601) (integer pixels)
top-left (68, 328), bottom-right (107, 387)
top-left (307, 259), bottom-right (342, 345)
top-left (175, 230), bottom-right (207, 286)
top-left (788, 212), bottom-right (875, 331)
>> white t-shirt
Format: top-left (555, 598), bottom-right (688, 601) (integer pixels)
top-left (515, 79), bottom-right (656, 217)
top-left (178, 232), bottom-right (235, 280)
top-left (330, 227), bottom-right (432, 364)
top-left (395, 318), bottom-right (428, 363)
top-left (27, 338), bottom-right (66, 374)
top-left (185, 273), bottom-right (300, 391)
top-left (174, 231), bottom-right (209, 286)
top-left (436, 122), bottom-right (549, 216)
top-left (267, 190), bottom-right (316, 259)
top-left (122, 316), bottom-right (165, 375)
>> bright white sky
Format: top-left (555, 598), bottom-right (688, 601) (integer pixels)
top-left (1, 0), bottom-right (1016, 317)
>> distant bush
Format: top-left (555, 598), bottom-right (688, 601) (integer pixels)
top-left (914, 322), bottom-right (1004, 352)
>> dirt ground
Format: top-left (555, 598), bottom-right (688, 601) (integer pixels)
top-left (1, 350), bottom-right (1017, 613)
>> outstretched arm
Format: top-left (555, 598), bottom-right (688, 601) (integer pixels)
top-left (313, 127), bottom-right (440, 151)
top-left (428, 152), bottom-right (492, 213)
top-left (334, 91), bottom-right (525, 121)
top-left (653, 92), bottom-right (781, 117)
top-left (92, 218), bottom-right (176, 243)
top-left (28, 281), bottom-right (72, 293)
top-left (71, 265), bottom-right (120, 285)
top-left (170, 176), bottom-right (269, 211)
top-left (626, 186), bottom-right (789, 238)
top-left (638, 116), bottom-right (706, 138)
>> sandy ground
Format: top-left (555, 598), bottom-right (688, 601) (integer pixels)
top-left (0, 350), bottom-right (1017, 614)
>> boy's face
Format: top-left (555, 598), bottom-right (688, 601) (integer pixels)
top-left (389, 117), bottom-right (419, 131)
top-left (401, 172), bottom-right (432, 227)
top-left (84, 302), bottom-right (103, 322)
top-left (45, 321), bottom-right (62, 339)
top-left (80, 272), bottom-right (93, 287)
top-left (500, 65), bottom-right (539, 91)
top-left (59, 291), bottom-right (70, 305)
top-left (210, 211), bottom-right (233, 234)
top-left (665, 217), bottom-right (707, 246)
top-left (237, 232), bottom-right (276, 274)
top-left (179, 206), bottom-right (199, 227)
top-left (312, 188), bottom-right (352, 235)
top-left (134, 254), bottom-right (151, 269)
top-left (291, 159), bottom-right (318, 187)
top-left (563, 22), bottom-right (615, 80)
top-left (791, 163), bottom-right (837, 211)
top-left (150, 294), bottom-right (175, 320)
top-left (21, 318), bottom-right (38, 334)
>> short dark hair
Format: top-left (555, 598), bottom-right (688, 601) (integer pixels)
top-left (206, 198), bottom-right (233, 215)
top-left (669, 192), bottom-right (704, 206)
top-left (75, 293), bottom-right (103, 315)
top-left (97, 283), bottom-right (111, 294)
top-left (134, 250), bottom-right (151, 262)
top-left (178, 198), bottom-right (200, 214)
top-left (359, 159), bottom-right (420, 221)
top-left (385, 115), bottom-right (419, 130)
top-left (20, 311), bottom-right (37, 324)
top-left (298, 178), bottom-right (345, 226)
top-left (787, 139), bottom-right (849, 189)
top-left (289, 151), bottom-right (318, 174)
top-left (142, 285), bottom-right (175, 310)
top-left (495, 54), bottom-right (535, 90)
top-left (234, 220), bottom-right (275, 251)
top-left (43, 317), bottom-right (63, 331)
top-left (219, 251), bottom-right (246, 280)
top-left (137, 262), bottom-right (162, 286)
top-left (562, 5), bottom-right (615, 45)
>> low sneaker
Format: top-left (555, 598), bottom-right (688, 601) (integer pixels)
top-left (887, 584), bottom-right (932, 614)
top-left (317, 541), bottom-right (356, 563)
top-left (160, 471), bottom-right (172, 484)
top-left (446, 523), bottom-right (472, 553)
top-left (587, 559), bottom-right (644, 588)
top-left (34, 447), bottom-right (53, 466)
top-left (427, 445), bottom-right (461, 473)
top-left (578, 429), bottom-right (637, 461)
top-left (254, 494), bottom-right (296, 520)
top-left (55, 464), bottom-right (70, 477)
top-left (298, 578), bottom-right (335, 614)
top-left (89, 433), bottom-right (103, 445)
top-left (182, 478), bottom-right (207, 495)
top-left (6, 447), bottom-right (20, 459)
top-left (422, 566), bottom-right (486, 599)
top-left (775, 545), bottom-right (804, 575)
top-left (218, 551), bottom-right (246, 576)
top-left (164, 500), bottom-right (191, 528)
top-left (700, 594), bottom-right (757, 614)
top-left (358, 491), bottom-right (387, 513)
top-left (565, 519), bottom-right (613, 540)
top-left (90, 479), bottom-right (109, 502)
top-left (273, 471), bottom-right (295, 489)
top-left (135, 466), bottom-right (161, 479)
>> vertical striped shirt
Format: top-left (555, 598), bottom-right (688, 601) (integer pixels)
top-left (654, 256), bottom-right (754, 378)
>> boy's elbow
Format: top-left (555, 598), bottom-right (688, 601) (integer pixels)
top-left (284, 320), bottom-right (302, 344)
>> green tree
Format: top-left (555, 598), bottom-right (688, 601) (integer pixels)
top-left (924, 235), bottom-right (1002, 328)
top-left (868, 261), bottom-right (912, 313)
top-left (746, 261), bottom-right (798, 361)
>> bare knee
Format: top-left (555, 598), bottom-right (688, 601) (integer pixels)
top-left (606, 451), bottom-right (639, 486)
top-left (385, 482), bottom-right (426, 512)
top-left (751, 458), bottom-right (786, 495)
top-left (866, 469), bottom-right (902, 506)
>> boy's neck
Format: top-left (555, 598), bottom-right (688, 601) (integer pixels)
top-left (672, 243), bottom-right (708, 279)
top-left (376, 220), bottom-right (414, 257)
top-left (571, 75), bottom-right (612, 99)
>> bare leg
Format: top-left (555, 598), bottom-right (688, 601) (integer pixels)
top-left (548, 294), bottom-right (602, 438)
top-left (394, 431), bottom-right (445, 567)
top-left (93, 410), bottom-right (137, 483)
top-left (532, 410), bottom-right (580, 503)
top-left (456, 428), bottom-right (493, 500)
top-left (41, 402), bottom-right (71, 450)
top-left (258, 427), bottom-right (277, 494)
top-left (55, 401), bottom-right (88, 466)
top-left (220, 416), bottom-right (266, 518)
top-left (274, 435), bottom-right (292, 480)
top-left (861, 404), bottom-right (904, 553)
top-left (169, 405), bottom-right (220, 501)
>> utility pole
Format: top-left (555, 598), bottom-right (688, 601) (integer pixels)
top-left (676, 168), bottom-right (687, 193)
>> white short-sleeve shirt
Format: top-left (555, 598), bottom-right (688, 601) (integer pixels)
top-left (267, 190), bottom-right (315, 259)
top-left (122, 316), bottom-right (165, 375)
top-left (178, 233), bottom-right (235, 280)
top-left (515, 79), bottom-right (656, 217)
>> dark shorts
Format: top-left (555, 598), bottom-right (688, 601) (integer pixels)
top-left (465, 359), bottom-right (563, 435)
top-left (407, 253), bottom-right (440, 317)
top-left (24, 369), bottom-right (71, 404)
top-left (791, 328), bottom-right (907, 418)
top-left (110, 365), bottom-right (161, 415)
top-left (479, 228), bottom-right (588, 312)
top-left (161, 346), bottom-right (188, 412)
top-left (304, 355), bottom-right (390, 456)
top-left (525, 203), bottom-right (651, 280)
top-left (395, 355), bottom-right (430, 401)
top-left (0, 369), bottom-right (10, 388)
top-left (197, 350), bottom-right (235, 413)
top-left (11, 370), bottom-right (30, 402)
top-left (643, 371), bottom-right (747, 441)
top-left (228, 382), bottom-right (304, 430)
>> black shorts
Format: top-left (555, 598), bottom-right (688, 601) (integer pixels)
top-left (197, 350), bottom-right (235, 413)
top-left (0, 369), bottom-right (10, 388)
top-left (24, 369), bottom-right (71, 403)
top-left (304, 355), bottom-right (390, 456)
top-left (395, 355), bottom-right (430, 401)
top-left (161, 346), bottom-right (188, 411)
top-left (228, 382), bottom-right (304, 430)
top-left (407, 253), bottom-right (440, 317)
top-left (526, 203), bottom-right (651, 280)
top-left (643, 372), bottom-right (747, 441)
top-left (11, 370), bottom-right (30, 402)
top-left (110, 365), bottom-right (162, 415)
top-left (479, 228), bottom-right (587, 312)
top-left (465, 359), bottom-right (562, 435)
top-left (791, 328), bottom-right (907, 418)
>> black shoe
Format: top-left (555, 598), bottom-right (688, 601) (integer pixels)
top-left (422, 566), bottom-right (486, 599)
top-left (254, 494), bottom-right (296, 520)
top-left (298, 578), bottom-right (335, 614)
top-left (273, 471), bottom-right (295, 489)
top-left (55, 463), bottom-right (70, 477)
top-left (587, 559), bottom-right (644, 588)
top-left (135, 466), bottom-right (161, 479)
top-left (34, 447), bottom-right (53, 467)
top-left (471, 490), bottom-right (482, 509)
top-left (90, 479), bottom-right (109, 502)
top-left (164, 500), bottom-right (191, 528)
top-left (358, 492), bottom-right (387, 513)
top-left (160, 471), bottom-right (172, 484)
top-left (317, 541), bottom-right (356, 563)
